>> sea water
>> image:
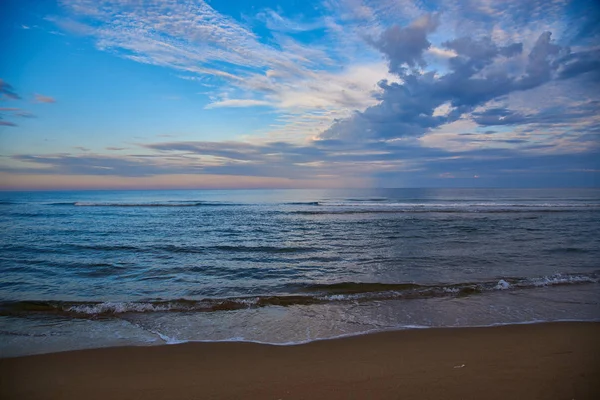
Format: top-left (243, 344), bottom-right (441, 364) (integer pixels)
top-left (1, 188), bottom-right (599, 357)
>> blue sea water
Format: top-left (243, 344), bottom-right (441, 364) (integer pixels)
top-left (1, 188), bottom-right (599, 356)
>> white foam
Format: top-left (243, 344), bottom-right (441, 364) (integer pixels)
top-left (442, 287), bottom-right (460, 294)
top-left (323, 294), bottom-right (350, 301)
top-left (67, 302), bottom-right (171, 314)
top-left (73, 202), bottom-right (199, 207)
top-left (170, 319), bottom-right (600, 348)
top-left (154, 331), bottom-right (187, 345)
top-left (495, 280), bottom-right (511, 290)
top-left (526, 273), bottom-right (599, 287)
top-left (235, 298), bottom-right (259, 306)
top-left (317, 202), bottom-right (599, 209)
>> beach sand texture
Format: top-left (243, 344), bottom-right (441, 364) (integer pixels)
top-left (2, 322), bottom-right (599, 400)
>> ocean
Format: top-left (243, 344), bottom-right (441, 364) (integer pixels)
top-left (1, 188), bottom-right (599, 357)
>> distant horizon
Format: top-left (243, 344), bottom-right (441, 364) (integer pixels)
top-left (2, 185), bottom-right (599, 193)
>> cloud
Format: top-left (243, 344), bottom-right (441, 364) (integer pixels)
top-left (9, 153), bottom-right (198, 177)
top-left (0, 85), bottom-right (25, 126)
top-left (257, 10), bottom-right (327, 32)
top-left (15, 111), bottom-right (36, 118)
top-left (57, 1), bottom-right (313, 77)
top-left (34, 94), bottom-right (56, 103)
top-left (5, 0), bottom-right (595, 187)
top-left (0, 79), bottom-right (20, 101)
top-left (0, 108), bottom-right (36, 127)
top-left (472, 100), bottom-right (600, 127)
top-left (205, 99), bottom-right (273, 109)
top-left (5, 135), bottom-right (597, 188)
top-left (54, 0), bottom-right (395, 141)
top-left (307, 4), bottom-right (599, 187)
top-left (0, 83), bottom-right (44, 125)
top-left (369, 13), bottom-right (440, 74)
top-left (321, 22), bottom-right (599, 145)
top-left (557, 47), bottom-right (600, 81)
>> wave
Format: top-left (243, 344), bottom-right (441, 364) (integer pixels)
top-left (297, 273), bottom-right (599, 298)
top-left (71, 201), bottom-right (243, 207)
top-left (292, 206), bottom-right (600, 215)
top-left (63, 243), bottom-right (320, 254)
top-left (69, 244), bottom-right (142, 252)
top-left (343, 198), bottom-right (389, 202)
top-left (316, 201), bottom-right (600, 208)
top-left (212, 245), bottom-right (317, 253)
top-left (546, 247), bottom-right (591, 254)
top-left (46, 201), bottom-right (244, 207)
top-left (1, 272), bottom-right (597, 318)
top-left (28, 200), bottom-right (600, 213)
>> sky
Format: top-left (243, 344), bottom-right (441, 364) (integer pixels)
top-left (0, 0), bottom-right (599, 190)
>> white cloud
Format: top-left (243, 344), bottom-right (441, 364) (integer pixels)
top-left (54, 0), bottom-right (597, 162)
top-left (205, 99), bottom-right (273, 109)
top-left (56, 0), bottom-right (395, 141)
top-left (427, 45), bottom-right (456, 59)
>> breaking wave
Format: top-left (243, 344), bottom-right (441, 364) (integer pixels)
top-left (71, 201), bottom-right (243, 207)
top-left (1, 272), bottom-right (597, 318)
top-left (290, 202), bottom-right (600, 214)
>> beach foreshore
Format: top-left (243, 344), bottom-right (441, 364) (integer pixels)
top-left (1, 322), bottom-right (599, 400)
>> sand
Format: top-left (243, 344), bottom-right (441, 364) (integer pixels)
top-left (1, 322), bottom-right (599, 400)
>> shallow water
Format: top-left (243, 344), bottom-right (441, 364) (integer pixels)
top-left (1, 188), bottom-right (599, 356)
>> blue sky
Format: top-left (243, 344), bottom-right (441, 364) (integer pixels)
top-left (0, 0), bottom-right (598, 189)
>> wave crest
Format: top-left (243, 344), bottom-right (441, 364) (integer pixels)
top-left (72, 201), bottom-right (241, 207)
top-left (1, 272), bottom-right (597, 318)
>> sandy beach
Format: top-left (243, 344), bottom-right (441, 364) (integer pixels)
top-left (1, 322), bottom-right (599, 399)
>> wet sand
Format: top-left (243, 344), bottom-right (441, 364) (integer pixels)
top-left (1, 322), bottom-right (599, 400)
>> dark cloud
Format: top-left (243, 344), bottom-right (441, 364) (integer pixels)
top-left (15, 111), bottom-right (36, 118)
top-left (4, 134), bottom-right (598, 188)
top-left (451, 136), bottom-right (529, 144)
top-left (499, 43), bottom-right (524, 58)
top-left (5, 139), bottom-right (439, 180)
top-left (322, 21), bottom-right (599, 144)
top-left (6, 149), bottom-right (324, 180)
top-left (0, 79), bottom-right (20, 100)
top-left (471, 108), bottom-right (529, 126)
top-left (0, 107), bottom-right (36, 126)
top-left (311, 12), bottom-right (600, 187)
top-left (369, 14), bottom-right (440, 74)
top-left (10, 154), bottom-right (203, 177)
top-left (443, 36), bottom-right (522, 68)
top-left (472, 101), bottom-right (600, 127)
top-left (372, 149), bottom-right (600, 188)
top-left (557, 48), bottom-right (600, 81)
top-left (517, 32), bottom-right (563, 89)
top-left (0, 81), bottom-right (21, 127)
top-left (0, 83), bottom-right (41, 125)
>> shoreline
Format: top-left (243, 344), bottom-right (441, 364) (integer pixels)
top-left (2, 322), bottom-right (599, 399)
